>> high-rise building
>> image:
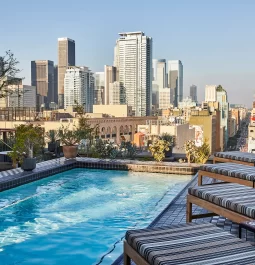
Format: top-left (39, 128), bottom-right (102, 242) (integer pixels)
top-left (7, 85), bottom-right (36, 108)
top-left (205, 85), bottom-right (217, 102)
top-left (64, 66), bottom-right (94, 113)
top-left (58, 37), bottom-right (75, 108)
top-left (109, 81), bottom-right (121, 105)
top-left (190, 84), bottom-right (197, 103)
top-left (152, 59), bottom-right (158, 81)
top-left (152, 59), bottom-right (167, 108)
top-left (168, 60), bottom-right (183, 107)
top-left (53, 65), bottom-right (58, 108)
top-left (204, 85), bottom-right (229, 150)
top-left (104, 65), bottom-right (118, 105)
top-left (31, 60), bottom-right (54, 109)
top-left (216, 88), bottom-right (229, 148)
top-left (94, 72), bottom-right (104, 105)
top-left (158, 87), bottom-right (171, 110)
top-left (114, 31), bottom-right (152, 116)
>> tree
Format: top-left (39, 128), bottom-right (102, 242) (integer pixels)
top-left (216, 85), bottom-right (225, 92)
top-left (149, 139), bottom-right (170, 162)
top-left (0, 50), bottom-right (22, 98)
top-left (184, 139), bottom-right (210, 164)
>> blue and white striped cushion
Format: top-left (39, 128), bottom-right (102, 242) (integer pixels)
top-left (125, 222), bottom-right (255, 265)
top-left (189, 183), bottom-right (255, 219)
top-left (214, 151), bottom-right (255, 163)
top-left (200, 163), bottom-right (255, 181)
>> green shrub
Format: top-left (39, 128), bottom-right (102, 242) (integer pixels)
top-left (148, 139), bottom-right (169, 162)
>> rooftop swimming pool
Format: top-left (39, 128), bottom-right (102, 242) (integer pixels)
top-left (0, 168), bottom-right (192, 265)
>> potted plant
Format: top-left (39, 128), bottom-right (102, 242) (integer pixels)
top-left (45, 130), bottom-right (59, 152)
top-left (58, 125), bottom-right (80, 159)
top-left (8, 124), bottom-right (44, 170)
top-left (159, 133), bottom-right (174, 157)
top-left (59, 103), bottom-right (98, 159)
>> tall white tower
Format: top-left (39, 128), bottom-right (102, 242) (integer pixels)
top-left (64, 66), bottom-right (94, 112)
top-left (114, 31), bottom-right (152, 116)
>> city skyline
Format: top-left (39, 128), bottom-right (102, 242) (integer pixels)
top-left (1, 0), bottom-right (255, 106)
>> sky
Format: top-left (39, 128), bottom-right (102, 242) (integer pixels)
top-left (0, 0), bottom-right (254, 107)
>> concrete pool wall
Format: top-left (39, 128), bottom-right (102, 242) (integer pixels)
top-left (0, 158), bottom-right (199, 192)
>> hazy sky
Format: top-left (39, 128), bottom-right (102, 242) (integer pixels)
top-left (0, 0), bottom-right (254, 107)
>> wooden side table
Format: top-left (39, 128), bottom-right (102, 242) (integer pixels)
top-left (239, 221), bottom-right (255, 238)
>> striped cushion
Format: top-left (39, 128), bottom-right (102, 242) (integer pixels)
top-left (125, 222), bottom-right (255, 265)
top-left (214, 151), bottom-right (255, 163)
top-left (200, 163), bottom-right (255, 181)
top-left (188, 183), bottom-right (255, 219)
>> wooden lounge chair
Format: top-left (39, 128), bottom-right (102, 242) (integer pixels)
top-left (198, 162), bottom-right (255, 187)
top-left (187, 183), bottom-right (255, 223)
top-left (213, 151), bottom-right (255, 166)
top-left (124, 222), bottom-right (255, 265)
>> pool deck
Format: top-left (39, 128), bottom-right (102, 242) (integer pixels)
top-left (113, 174), bottom-right (255, 265)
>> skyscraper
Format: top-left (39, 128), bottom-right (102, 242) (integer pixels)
top-left (109, 81), bottom-right (121, 105)
top-left (216, 87), bottom-right (229, 148)
top-left (168, 60), bottom-right (183, 107)
top-left (204, 85), bottom-right (229, 150)
top-left (205, 85), bottom-right (217, 102)
top-left (114, 31), bottom-right (152, 116)
top-left (104, 65), bottom-right (118, 105)
top-left (7, 85), bottom-right (36, 108)
top-left (53, 65), bottom-right (58, 109)
top-left (152, 59), bottom-right (167, 108)
top-left (58, 37), bottom-right (75, 108)
top-left (64, 66), bottom-right (94, 113)
top-left (190, 84), bottom-right (197, 103)
top-left (152, 59), bottom-right (158, 81)
top-left (31, 60), bottom-right (54, 110)
top-left (94, 72), bottom-right (105, 105)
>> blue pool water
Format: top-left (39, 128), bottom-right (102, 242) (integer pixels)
top-left (0, 168), bottom-right (192, 265)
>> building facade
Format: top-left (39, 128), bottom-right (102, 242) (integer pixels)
top-left (152, 59), bottom-right (167, 108)
top-left (7, 85), bottom-right (36, 108)
top-left (109, 81), bottom-right (121, 105)
top-left (93, 104), bottom-right (132, 117)
top-left (168, 60), bottom-right (183, 107)
top-left (104, 65), bottom-right (118, 105)
top-left (190, 84), bottom-right (197, 103)
top-left (205, 85), bottom-right (217, 102)
top-left (58, 37), bottom-right (75, 108)
top-left (114, 31), bottom-right (152, 116)
top-left (64, 66), bottom-right (94, 113)
top-left (158, 87), bottom-right (171, 110)
top-left (216, 89), bottom-right (229, 147)
top-left (53, 65), bottom-right (58, 108)
top-left (94, 72), bottom-right (104, 105)
top-left (189, 109), bottom-right (221, 153)
top-left (31, 60), bottom-right (54, 109)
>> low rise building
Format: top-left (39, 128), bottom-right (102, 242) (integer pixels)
top-left (137, 121), bottom-right (195, 153)
top-left (0, 116), bottom-right (157, 144)
top-left (93, 105), bottom-right (132, 117)
top-left (189, 109), bottom-right (221, 153)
